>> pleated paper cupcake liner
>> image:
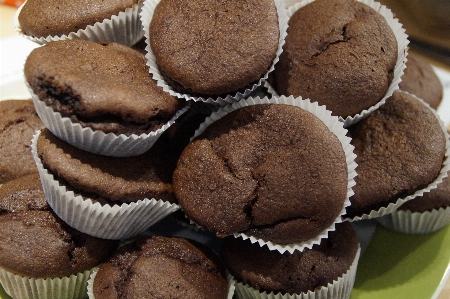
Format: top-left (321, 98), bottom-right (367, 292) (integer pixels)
top-left (0, 267), bottom-right (94, 299)
top-left (186, 95), bottom-right (357, 254)
top-left (267, 0), bottom-right (409, 128)
top-left (140, 0), bottom-right (289, 106)
top-left (29, 85), bottom-right (189, 157)
top-left (345, 93), bottom-right (450, 222)
top-left (230, 246), bottom-right (361, 299)
top-left (377, 206), bottom-right (450, 234)
top-left (31, 130), bottom-right (180, 240)
top-left (14, 2), bottom-right (144, 46)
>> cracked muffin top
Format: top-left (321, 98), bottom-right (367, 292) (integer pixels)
top-left (0, 174), bottom-right (119, 278)
top-left (24, 40), bottom-right (182, 136)
top-left (173, 104), bottom-right (348, 244)
top-left (0, 99), bottom-right (44, 184)
top-left (221, 222), bottom-right (359, 294)
top-left (346, 90), bottom-right (446, 217)
top-left (149, 0), bottom-right (280, 96)
top-left (93, 236), bottom-right (228, 299)
top-left (273, 0), bottom-right (398, 118)
top-left (18, 0), bottom-right (143, 37)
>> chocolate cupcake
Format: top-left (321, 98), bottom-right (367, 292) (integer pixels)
top-left (173, 96), bottom-right (356, 253)
top-left (345, 90), bottom-right (450, 220)
top-left (31, 128), bottom-right (180, 239)
top-left (399, 52), bottom-right (443, 110)
top-left (15, 0), bottom-right (144, 46)
top-left (88, 236), bottom-right (231, 299)
top-left (222, 222), bottom-right (360, 299)
top-left (24, 39), bottom-right (187, 157)
top-left (141, 0), bottom-right (288, 105)
top-left (378, 132), bottom-right (450, 234)
top-left (0, 99), bottom-right (44, 184)
top-left (0, 174), bottom-right (119, 299)
top-left (271, 0), bottom-right (408, 126)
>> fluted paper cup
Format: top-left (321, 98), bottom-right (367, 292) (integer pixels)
top-left (14, 2), bottom-right (144, 46)
top-left (31, 130), bottom-right (180, 240)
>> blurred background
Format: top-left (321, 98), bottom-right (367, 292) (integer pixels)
top-left (378, 0), bottom-right (450, 69)
top-left (0, 0), bottom-right (449, 298)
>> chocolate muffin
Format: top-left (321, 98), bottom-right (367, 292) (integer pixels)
top-left (399, 52), bottom-right (443, 109)
top-left (18, 0), bottom-right (143, 38)
top-left (24, 39), bottom-right (182, 137)
top-left (273, 0), bottom-right (398, 119)
top-left (378, 164), bottom-right (450, 234)
top-left (92, 236), bottom-right (229, 299)
top-left (0, 99), bottom-right (45, 184)
top-left (0, 173), bottom-right (119, 281)
top-left (397, 164), bottom-right (450, 212)
top-left (221, 222), bottom-right (360, 295)
top-left (0, 173), bottom-right (49, 214)
top-left (149, 0), bottom-right (280, 97)
top-left (173, 103), bottom-right (349, 245)
top-left (33, 128), bottom-right (181, 239)
top-left (36, 128), bottom-right (178, 204)
top-left (346, 90), bottom-right (447, 218)
top-left (0, 210), bottom-right (118, 279)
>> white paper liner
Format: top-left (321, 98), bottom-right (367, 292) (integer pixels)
top-left (87, 264), bottom-right (236, 299)
top-left (345, 92), bottom-right (450, 222)
top-left (377, 206), bottom-right (450, 234)
top-left (230, 246), bottom-right (361, 299)
top-left (28, 84), bottom-right (189, 157)
top-left (31, 130), bottom-right (181, 240)
top-left (140, 0), bottom-right (289, 106)
top-left (185, 95), bottom-right (357, 254)
top-left (14, 2), bottom-right (144, 46)
top-left (270, 0), bottom-right (409, 127)
top-left (0, 266), bottom-right (94, 299)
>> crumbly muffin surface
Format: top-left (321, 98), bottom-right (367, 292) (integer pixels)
top-left (150, 0), bottom-right (279, 95)
top-left (274, 0), bottom-right (398, 118)
top-left (174, 104), bottom-right (348, 244)
top-left (19, 0), bottom-right (143, 37)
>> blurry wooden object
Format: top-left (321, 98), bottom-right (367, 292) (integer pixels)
top-left (378, 0), bottom-right (450, 68)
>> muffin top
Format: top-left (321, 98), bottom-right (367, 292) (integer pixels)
top-left (0, 173), bottom-right (49, 214)
top-left (398, 174), bottom-right (450, 213)
top-left (398, 131), bottom-right (450, 213)
top-left (399, 52), bottom-right (443, 110)
top-left (150, 0), bottom-right (280, 96)
top-left (0, 174), bottom-right (119, 278)
top-left (0, 99), bottom-right (45, 184)
top-left (93, 236), bottom-right (228, 299)
top-left (36, 128), bottom-right (178, 203)
top-left (24, 40), bottom-right (182, 136)
top-left (0, 210), bottom-right (119, 278)
top-left (173, 103), bottom-right (348, 244)
top-left (18, 0), bottom-right (143, 37)
top-left (346, 90), bottom-right (446, 217)
top-left (273, 0), bottom-right (398, 118)
top-left (221, 222), bottom-right (359, 294)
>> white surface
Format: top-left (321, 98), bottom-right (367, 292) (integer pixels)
top-left (0, 35), bottom-right (38, 100)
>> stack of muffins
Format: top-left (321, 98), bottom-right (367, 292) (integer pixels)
top-left (0, 0), bottom-right (449, 298)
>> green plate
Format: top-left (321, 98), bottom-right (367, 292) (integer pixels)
top-left (351, 223), bottom-right (450, 299)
